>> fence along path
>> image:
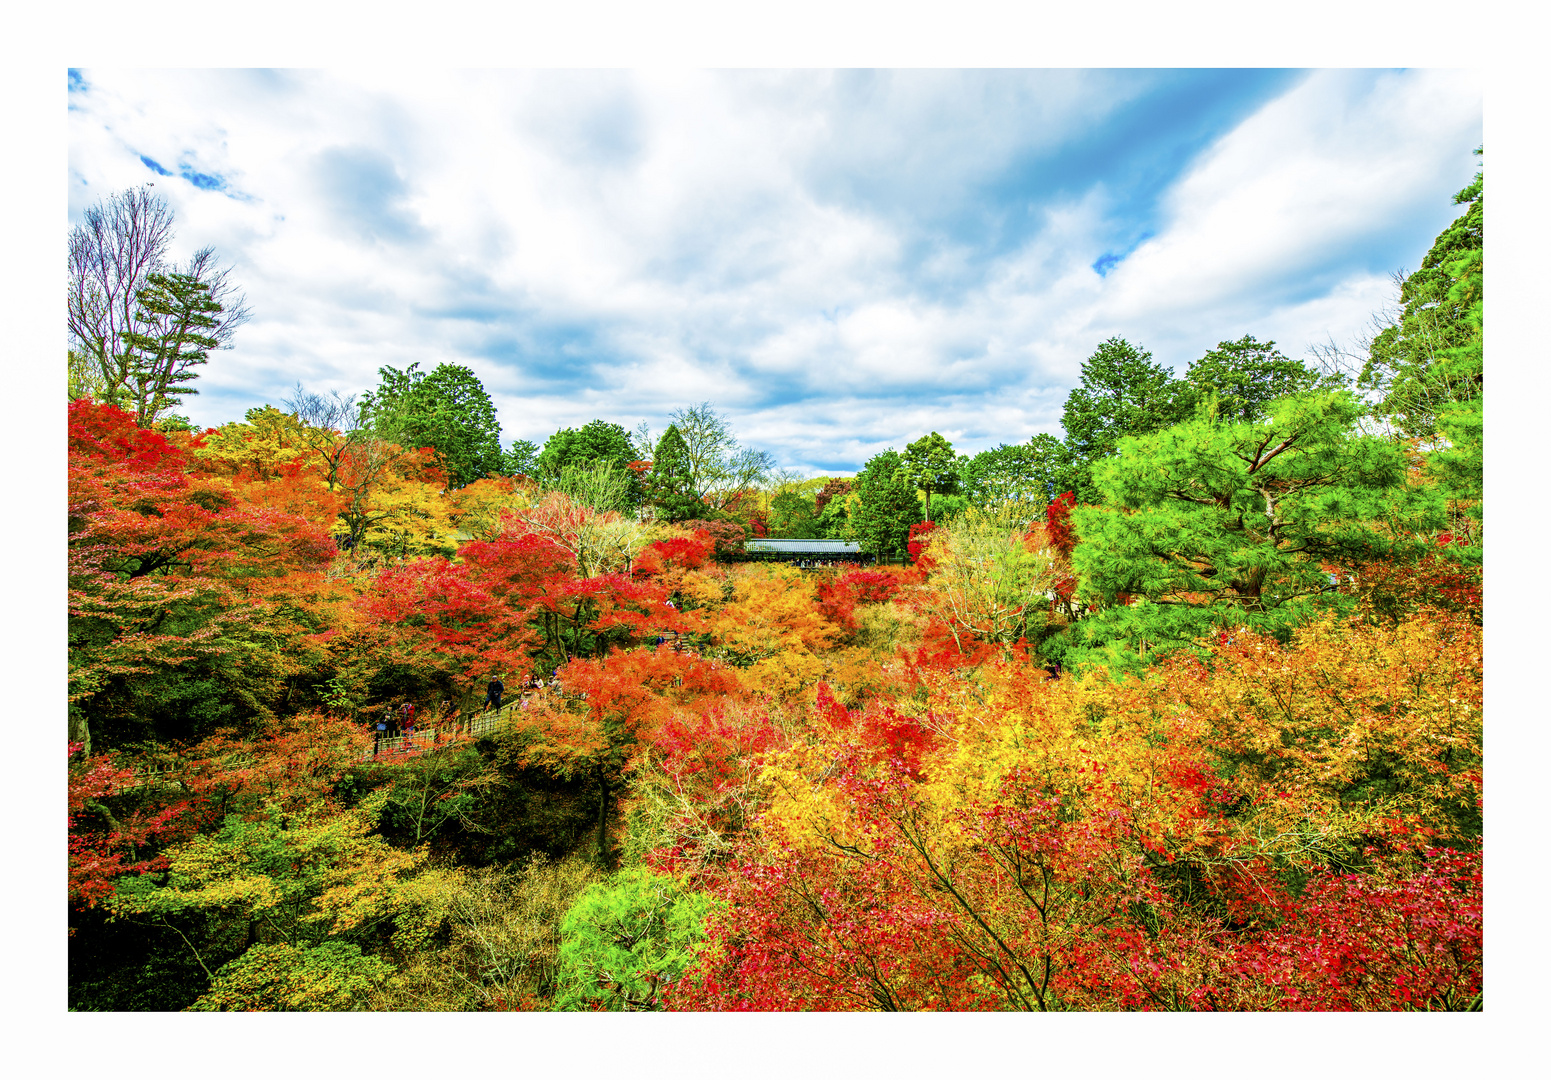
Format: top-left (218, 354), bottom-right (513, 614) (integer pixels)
top-left (121, 641), bottom-right (709, 790)
top-left (365, 700), bottom-right (520, 758)
top-left (121, 700), bottom-right (530, 791)
top-left (363, 639), bottom-right (704, 758)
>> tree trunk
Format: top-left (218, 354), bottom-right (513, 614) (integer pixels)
top-left (1232, 567), bottom-right (1268, 609)
top-left (69, 710), bottom-right (91, 757)
top-left (596, 764), bottom-right (612, 869)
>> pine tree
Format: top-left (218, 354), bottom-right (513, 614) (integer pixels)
top-left (117, 271), bottom-right (224, 427)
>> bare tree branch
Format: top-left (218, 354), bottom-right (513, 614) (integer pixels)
top-left (67, 185), bottom-right (174, 405)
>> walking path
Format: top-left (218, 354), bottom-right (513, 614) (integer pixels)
top-left (364, 699), bottom-right (520, 758)
top-left (121, 700), bottom-right (529, 791)
top-left (119, 636), bottom-right (706, 791)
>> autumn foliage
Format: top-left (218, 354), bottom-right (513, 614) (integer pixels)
top-left (669, 613), bottom-right (1482, 1011)
top-left (66, 396), bottom-right (1483, 1014)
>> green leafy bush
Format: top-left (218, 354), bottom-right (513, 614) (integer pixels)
top-left (189, 942), bottom-right (393, 1011)
top-left (554, 868), bottom-right (719, 1011)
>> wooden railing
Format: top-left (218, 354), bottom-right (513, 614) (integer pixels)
top-left (656, 630), bottom-right (701, 659)
top-left (126, 754), bottom-right (260, 789)
top-left (117, 702), bottom-right (531, 791)
top-left (363, 702), bottom-right (519, 759)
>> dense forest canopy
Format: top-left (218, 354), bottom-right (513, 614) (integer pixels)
top-left (68, 157), bottom-right (1483, 1012)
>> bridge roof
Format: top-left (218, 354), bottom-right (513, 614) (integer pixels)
top-left (744, 538), bottom-right (862, 554)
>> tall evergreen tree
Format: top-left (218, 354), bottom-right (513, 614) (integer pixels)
top-left (645, 424), bottom-right (702, 522)
top-left (117, 270), bottom-right (224, 428)
top-left (1360, 151), bottom-right (1483, 443)
top-left (1183, 336), bottom-right (1339, 424)
top-left (847, 449), bottom-right (923, 560)
top-left (1423, 157), bottom-right (1483, 546)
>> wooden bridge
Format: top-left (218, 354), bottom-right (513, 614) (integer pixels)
top-left (116, 637), bottom-right (708, 792)
top-left (119, 701), bottom-right (530, 792)
top-left (364, 700), bottom-right (520, 758)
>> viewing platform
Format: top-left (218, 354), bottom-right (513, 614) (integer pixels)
top-left (741, 538), bottom-right (872, 566)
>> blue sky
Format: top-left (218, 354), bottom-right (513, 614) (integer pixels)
top-left (66, 68), bottom-right (1481, 474)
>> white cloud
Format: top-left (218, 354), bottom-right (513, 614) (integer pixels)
top-left (66, 68), bottom-right (1481, 467)
top-left (1095, 69), bottom-right (1482, 354)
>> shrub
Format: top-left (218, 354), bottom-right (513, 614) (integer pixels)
top-left (554, 868), bottom-right (719, 1010)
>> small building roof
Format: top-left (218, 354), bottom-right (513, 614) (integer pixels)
top-left (745, 538), bottom-right (863, 554)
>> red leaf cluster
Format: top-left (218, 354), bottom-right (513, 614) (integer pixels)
top-left (632, 532), bottom-right (716, 577)
top-left (815, 568), bottom-right (906, 633)
top-left (906, 520), bottom-right (938, 569)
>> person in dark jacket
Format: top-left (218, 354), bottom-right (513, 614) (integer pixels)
top-left (485, 675), bottom-right (504, 713)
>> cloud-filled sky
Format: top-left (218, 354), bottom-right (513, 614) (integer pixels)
top-left (66, 68), bottom-right (1481, 475)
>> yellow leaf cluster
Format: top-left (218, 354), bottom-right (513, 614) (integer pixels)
top-left (750, 607), bottom-right (1481, 945)
top-left (705, 564), bottom-right (842, 662)
top-left (741, 651), bottom-right (828, 699)
top-left (1159, 613), bottom-right (1483, 843)
top-left (113, 793), bottom-right (427, 939)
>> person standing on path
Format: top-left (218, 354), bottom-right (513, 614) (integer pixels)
top-left (485, 675), bottom-right (504, 713)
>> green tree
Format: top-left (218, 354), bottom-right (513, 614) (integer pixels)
top-left (536, 420), bottom-right (636, 481)
top-left (898, 431), bottom-right (960, 522)
top-left (554, 868), bottom-right (718, 1011)
top-left (1058, 391), bottom-right (1440, 672)
top-left (534, 420), bottom-right (640, 509)
top-left (644, 424), bottom-right (702, 522)
top-left (962, 433), bottom-right (1078, 509)
top-left (1423, 157), bottom-right (1483, 546)
top-left (1429, 245), bottom-right (1483, 537)
top-left (1060, 337), bottom-right (1192, 503)
top-left (117, 269), bottom-right (224, 428)
top-left (767, 490), bottom-right (822, 538)
top-left (360, 362), bottom-right (504, 488)
top-left (1360, 154), bottom-right (1483, 442)
top-left (504, 438), bottom-right (540, 478)
top-left (846, 449), bottom-right (922, 561)
top-left (1183, 335), bottom-right (1338, 424)
top-left (764, 473), bottom-right (826, 538)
